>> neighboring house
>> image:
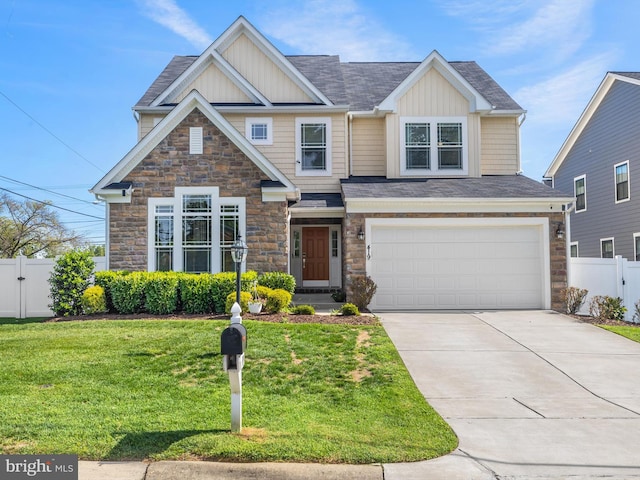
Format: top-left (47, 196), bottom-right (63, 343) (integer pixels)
top-left (545, 72), bottom-right (640, 261)
top-left (91, 16), bottom-right (572, 311)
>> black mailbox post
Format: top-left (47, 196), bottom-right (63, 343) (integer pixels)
top-left (221, 324), bottom-right (247, 355)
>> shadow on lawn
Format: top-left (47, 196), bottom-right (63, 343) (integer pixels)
top-left (108, 429), bottom-right (224, 460)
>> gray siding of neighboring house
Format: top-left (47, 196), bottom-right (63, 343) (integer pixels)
top-left (554, 79), bottom-right (640, 260)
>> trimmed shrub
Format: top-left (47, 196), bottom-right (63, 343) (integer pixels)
top-left (265, 288), bottom-right (292, 313)
top-left (340, 303), bottom-right (360, 316)
top-left (291, 304), bottom-right (315, 315)
top-left (562, 286), bottom-right (588, 314)
top-left (258, 272), bottom-right (296, 294)
top-left (225, 291), bottom-right (252, 314)
top-left (211, 271), bottom-right (258, 313)
top-left (179, 274), bottom-right (215, 314)
top-left (145, 272), bottom-right (179, 315)
top-left (95, 270), bottom-right (129, 313)
top-left (81, 285), bottom-right (107, 315)
top-left (111, 272), bottom-right (147, 314)
top-left (349, 275), bottom-right (377, 311)
top-left (49, 250), bottom-right (95, 316)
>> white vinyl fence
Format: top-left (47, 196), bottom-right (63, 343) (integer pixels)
top-left (569, 256), bottom-right (640, 323)
top-left (0, 256), bottom-right (106, 318)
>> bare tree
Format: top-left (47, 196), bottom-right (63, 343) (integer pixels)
top-left (0, 193), bottom-right (82, 258)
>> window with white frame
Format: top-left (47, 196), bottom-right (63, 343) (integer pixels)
top-left (615, 161), bottom-right (630, 203)
top-left (295, 117), bottom-right (331, 176)
top-left (245, 117), bottom-right (273, 145)
top-left (401, 117), bottom-right (467, 175)
top-left (570, 242), bottom-right (578, 258)
top-left (574, 175), bottom-right (586, 212)
top-left (601, 237), bottom-right (614, 259)
top-left (148, 187), bottom-right (245, 273)
top-left (634, 233), bottom-right (640, 261)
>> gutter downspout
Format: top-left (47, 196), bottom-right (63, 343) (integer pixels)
top-left (348, 113), bottom-right (353, 176)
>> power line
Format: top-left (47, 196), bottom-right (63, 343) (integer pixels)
top-left (0, 175), bottom-right (98, 206)
top-left (0, 89), bottom-right (106, 173)
top-left (0, 186), bottom-right (104, 220)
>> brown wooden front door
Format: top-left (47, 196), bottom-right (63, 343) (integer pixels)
top-left (302, 227), bottom-right (329, 281)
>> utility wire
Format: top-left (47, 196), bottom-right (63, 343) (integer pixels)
top-left (0, 89), bottom-right (106, 173)
top-left (0, 186), bottom-right (104, 220)
top-left (0, 174), bottom-right (97, 206)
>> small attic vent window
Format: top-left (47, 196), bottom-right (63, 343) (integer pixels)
top-left (189, 127), bottom-right (203, 154)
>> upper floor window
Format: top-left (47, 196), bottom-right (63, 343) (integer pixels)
top-left (245, 117), bottom-right (273, 145)
top-left (600, 237), bottom-right (614, 259)
top-left (635, 233), bottom-right (640, 261)
top-left (296, 117), bottom-right (331, 176)
top-left (574, 175), bottom-right (586, 212)
top-left (615, 161), bottom-right (629, 203)
top-left (400, 117), bottom-right (467, 175)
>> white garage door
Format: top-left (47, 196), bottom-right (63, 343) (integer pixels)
top-left (368, 219), bottom-right (548, 310)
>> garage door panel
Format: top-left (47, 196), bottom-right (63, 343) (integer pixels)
top-left (369, 223), bottom-right (545, 310)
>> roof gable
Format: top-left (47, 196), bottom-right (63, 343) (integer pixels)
top-left (545, 72), bottom-right (640, 178)
top-left (377, 50), bottom-right (494, 114)
top-left (92, 90), bottom-right (296, 196)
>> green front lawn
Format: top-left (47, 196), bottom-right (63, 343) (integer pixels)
top-left (601, 325), bottom-right (640, 343)
top-left (0, 319), bottom-right (457, 463)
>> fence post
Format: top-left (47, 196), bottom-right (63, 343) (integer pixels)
top-left (18, 255), bottom-right (27, 319)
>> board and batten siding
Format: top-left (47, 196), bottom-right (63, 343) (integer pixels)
top-left (174, 63), bottom-right (253, 105)
top-left (351, 117), bottom-right (386, 176)
top-left (480, 116), bottom-right (520, 175)
top-left (554, 79), bottom-right (640, 260)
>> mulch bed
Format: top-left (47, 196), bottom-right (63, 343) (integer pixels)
top-left (573, 314), bottom-right (639, 327)
top-left (46, 312), bottom-right (380, 326)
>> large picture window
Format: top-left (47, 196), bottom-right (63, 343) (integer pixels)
top-left (148, 187), bottom-right (245, 273)
top-left (615, 161), bottom-right (629, 203)
top-left (401, 117), bottom-right (467, 175)
top-left (295, 117), bottom-right (332, 176)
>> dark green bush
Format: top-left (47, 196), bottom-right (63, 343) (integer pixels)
top-left (265, 288), bottom-right (292, 313)
top-left (340, 302), bottom-right (360, 316)
top-left (95, 270), bottom-right (129, 313)
top-left (211, 271), bottom-right (258, 313)
top-left (111, 272), bottom-right (147, 314)
top-left (258, 272), bottom-right (296, 294)
top-left (145, 272), bottom-right (179, 314)
top-left (49, 250), bottom-right (95, 316)
top-left (179, 274), bottom-right (215, 313)
top-left (291, 304), bottom-right (315, 315)
top-left (81, 285), bottom-right (107, 315)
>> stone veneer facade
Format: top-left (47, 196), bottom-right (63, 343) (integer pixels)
top-left (342, 211), bottom-right (568, 312)
top-left (108, 109), bottom-right (289, 274)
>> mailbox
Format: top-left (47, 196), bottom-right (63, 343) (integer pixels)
top-left (221, 324), bottom-right (247, 355)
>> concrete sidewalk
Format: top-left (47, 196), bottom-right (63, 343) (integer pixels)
top-left (78, 310), bottom-right (640, 479)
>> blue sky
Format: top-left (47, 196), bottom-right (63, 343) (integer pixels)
top-left (1, 0), bottom-right (638, 246)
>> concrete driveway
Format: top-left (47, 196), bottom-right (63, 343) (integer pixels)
top-left (380, 310), bottom-right (640, 479)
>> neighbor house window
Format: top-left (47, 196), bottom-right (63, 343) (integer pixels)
top-left (296, 117), bottom-right (332, 176)
top-left (615, 161), bottom-right (629, 203)
top-left (570, 242), bottom-right (578, 258)
top-left (401, 117), bottom-right (467, 175)
top-left (574, 175), bottom-right (586, 212)
top-left (601, 238), bottom-right (614, 258)
top-left (148, 187), bottom-right (245, 273)
top-left (634, 233), bottom-right (640, 261)
top-left (245, 117), bottom-right (273, 145)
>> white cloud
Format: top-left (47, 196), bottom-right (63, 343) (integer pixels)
top-left (137, 0), bottom-right (212, 50)
top-left (260, 0), bottom-right (415, 61)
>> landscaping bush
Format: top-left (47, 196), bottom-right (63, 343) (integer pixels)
top-left (111, 272), bottom-right (147, 314)
top-left (349, 275), bottom-right (377, 311)
top-left (179, 274), bottom-right (215, 314)
top-left (81, 285), bottom-right (107, 315)
top-left (258, 272), bottom-right (296, 294)
top-left (291, 304), bottom-right (315, 315)
top-left (331, 290), bottom-right (346, 302)
top-left (589, 295), bottom-right (627, 321)
top-left (95, 270), bottom-right (129, 313)
top-left (265, 288), bottom-right (292, 313)
top-left (145, 272), bottom-right (179, 315)
top-left (49, 250), bottom-right (95, 316)
top-left (225, 291), bottom-right (252, 314)
top-left (211, 271), bottom-right (258, 313)
top-left (634, 300), bottom-right (640, 324)
top-left (563, 286), bottom-right (588, 314)
top-left (340, 303), bottom-right (360, 316)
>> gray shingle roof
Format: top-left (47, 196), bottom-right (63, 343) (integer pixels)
top-left (135, 54), bottom-right (522, 112)
top-left (612, 72), bottom-right (640, 81)
top-left (341, 175), bottom-right (570, 199)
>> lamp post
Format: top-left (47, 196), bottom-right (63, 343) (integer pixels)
top-left (230, 235), bottom-right (248, 306)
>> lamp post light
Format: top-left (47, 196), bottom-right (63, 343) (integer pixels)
top-left (230, 235), bottom-right (248, 306)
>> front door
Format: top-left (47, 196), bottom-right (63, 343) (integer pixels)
top-left (303, 227), bottom-right (329, 285)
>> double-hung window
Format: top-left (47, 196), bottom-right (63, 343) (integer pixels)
top-left (614, 161), bottom-right (629, 203)
top-left (401, 117), bottom-right (467, 175)
top-left (148, 187), bottom-right (245, 273)
top-left (296, 117), bottom-right (331, 176)
top-left (600, 238), bottom-right (614, 259)
top-left (574, 175), bottom-right (586, 212)
top-left (635, 233), bottom-right (640, 261)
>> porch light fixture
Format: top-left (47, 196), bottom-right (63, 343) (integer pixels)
top-left (231, 236), bottom-right (248, 305)
top-left (357, 228), bottom-right (365, 241)
top-left (555, 224), bottom-right (565, 240)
